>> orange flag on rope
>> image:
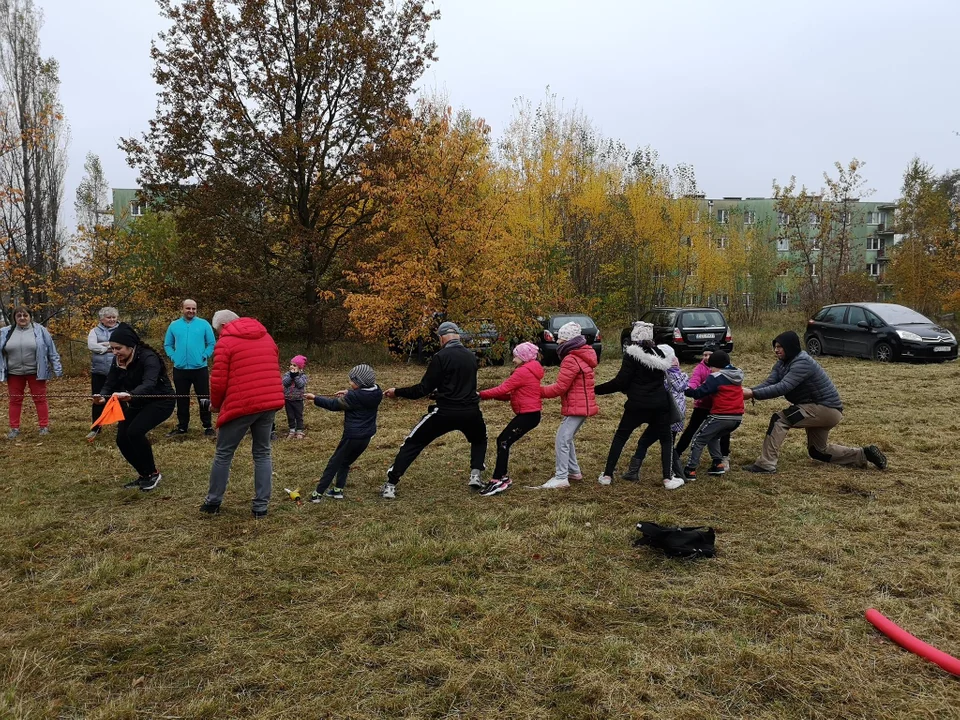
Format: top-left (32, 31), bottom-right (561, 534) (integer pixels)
top-left (92, 395), bottom-right (126, 428)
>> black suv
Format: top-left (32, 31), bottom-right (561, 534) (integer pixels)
top-left (804, 302), bottom-right (957, 362)
top-left (537, 314), bottom-right (602, 365)
top-left (620, 307), bottom-right (733, 360)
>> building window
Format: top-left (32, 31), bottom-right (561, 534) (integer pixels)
top-left (777, 291), bottom-right (789, 305)
top-left (778, 211), bottom-right (790, 226)
top-left (716, 236), bottom-right (728, 249)
top-left (808, 212), bottom-right (820, 226)
top-left (809, 264), bottom-right (818, 277)
top-left (743, 211), bottom-right (756, 225)
top-left (866, 211), bottom-right (881, 224)
top-left (867, 262), bottom-right (879, 276)
top-left (130, 202), bottom-right (144, 217)
top-left (743, 293), bottom-right (752, 308)
top-left (717, 293), bottom-right (729, 306)
top-left (776, 237), bottom-right (789, 252)
top-left (778, 264), bottom-right (789, 277)
top-left (683, 236), bottom-right (693, 247)
top-left (867, 237), bottom-right (880, 250)
top-left (717, 209), bottom-right (729, 224)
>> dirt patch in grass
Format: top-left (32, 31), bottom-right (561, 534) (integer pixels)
top-left (1, 352), bottom-right (958, 718)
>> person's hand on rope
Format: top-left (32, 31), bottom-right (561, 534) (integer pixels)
top-left (113, 392), bottom-right (132, 401)
top-left (92, 394), bottom-right (105, 404)
top-left (304, 393), bottom-right (316, 401)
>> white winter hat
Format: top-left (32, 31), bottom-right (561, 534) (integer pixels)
top-left (631, 321), bottom-right (654, 343)
top-left (657, 344), bottom-right (676, 362)
top-left (557, 322), bottom-right (582, 343)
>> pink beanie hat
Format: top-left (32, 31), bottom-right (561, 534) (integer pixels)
top-left (290, 355), bottom-right (307, 369)
top-left (512, 342), bottom-right (539, 363)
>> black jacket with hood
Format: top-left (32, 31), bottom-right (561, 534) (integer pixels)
top-left (595, 342), bottom-right (672, 412)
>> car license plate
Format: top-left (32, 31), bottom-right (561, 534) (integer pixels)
top-left (934, 346), bottom-right (951, 352)
top-left (696, 333), bottom-right (715, 340)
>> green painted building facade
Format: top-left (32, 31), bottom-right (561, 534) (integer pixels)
top-left (112, 188), bottom-right (147, 229)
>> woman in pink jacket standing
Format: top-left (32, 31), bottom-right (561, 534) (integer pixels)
top-left (536, 322), bottom-right (599, 489)
top-left (477, 342), bottom-right (544, 496)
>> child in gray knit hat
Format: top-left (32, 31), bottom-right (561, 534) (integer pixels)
top-left (304, 364), bottom-right (382, 501)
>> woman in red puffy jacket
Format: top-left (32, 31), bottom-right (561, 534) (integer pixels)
top-left (536, 322), bottom-right (598, 489)
top-left (478, 342), bottom-right (545, 496)
top-left (202, 310), bottom-right (285, 519)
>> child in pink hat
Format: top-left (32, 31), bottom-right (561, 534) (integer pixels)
top-left (477, 342), bottom-right (544, 496)
top-left (282, 355), bottom-right (308, 439)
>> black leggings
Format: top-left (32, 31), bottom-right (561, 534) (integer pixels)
top-left (116, 400), bottom-right (175, 477)
top-left (604, 408), bottom-right (672, 479)
top-left (492, 411), bottom-right (541, 479)
top-left (675, 406), bottom-right (730, 456)
top-left (315, 436), bottom-right (371, 493)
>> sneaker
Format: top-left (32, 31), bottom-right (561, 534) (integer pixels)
top-left (325, 487), bottom-right (344, 500)
top-left (722, 455), bottom-right (731, 471)
top-left (480, 478), bottom-right (512, 496)
top-left (863, 445), bottom-right (887, 470)
top-left (598, 473), bottom-right (612, 486)
top-left (742, 463), bottom-right (776, 474)
top-left (252, 509), bottom-right (268, 520)
top-left (287, 429), bottom-right (297, 438)
top-left (663, 476), bottom-right (685, 490)
top-left (199, 502), bottom-right (221, 514)
top-left (38, 427), bottom-right (50, 436)
top-left (380, 482), bottom-right (397, 499)
top-left (165, 428), bottom-right (187, 438)
top-left (683, 468), bottom-right (697, 481)
top-left (568, 473), bottom-right (583, 481)
top-left (310, 490), bottom-right (324, 503)
top-left (295, 431), bottom-right (305, 440)
top-left (139, 472), bottom-right (162, 491)
top-left (468, 471), bottom-right (484, 489)
top-left (6, 429), bottom-right (18, 440)
top-left (532, 476), bottom-right (570, 490)
top-left (123, 476), bottom-right (144, 489)
top-left (708, 461), bottom-right (726, 476)
top-left (204, 428), bottom-right (216, 437)
top-left (270, 431), bottom-right (278, 441)
top-left (85, 427), bottom-right (101, 443)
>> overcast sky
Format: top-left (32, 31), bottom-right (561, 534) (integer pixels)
top-left (41, 0), bottom-right (960, 227)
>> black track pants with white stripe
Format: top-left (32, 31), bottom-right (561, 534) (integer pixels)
top-left (387, 407), bottom-right (487, 485)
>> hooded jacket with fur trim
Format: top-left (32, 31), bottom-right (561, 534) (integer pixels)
top-left (595, 343), bottom-right (672, 412)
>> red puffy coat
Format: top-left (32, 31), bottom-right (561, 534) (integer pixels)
top-left (210, 317), bottom-right (284, 427)
top-left (479, 360), bottom-right (544, 414)
top-left (541, 346), bottom-right (599, 417)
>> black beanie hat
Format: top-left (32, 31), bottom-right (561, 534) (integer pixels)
top-left (109, 322), bottom-right (140, 348)
top-left (707, 350), bottom-right (730, 368)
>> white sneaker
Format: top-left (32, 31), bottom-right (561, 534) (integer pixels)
top-left (663, 476), bottom-right (685, 491)
top-left (598, 473), bottom-right (612, 486)
top-left (380, 482), bottom-right (397, 499)
top-left (722, 456), bottom-right (731, 471)
top-left (468, 471), bottom-right (483, 488)
top-left (532, 476), bottom-right (570, 490)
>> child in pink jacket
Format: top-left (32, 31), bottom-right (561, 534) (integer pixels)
top-left (536, 322), bottom-right (599, 489)
top-left (674, 344), bottom-right (731, 469)
top-left (477, 342), bottom-right (544, 496)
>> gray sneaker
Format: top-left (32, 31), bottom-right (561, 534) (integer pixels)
top-left (38, 427), bottom-right (50, 436)
top-left (468, 471), bottom-right (483, 489)
top-left (380, 482), bottom-right (397, 499)
top-left (6, 428), bottom-right (19, 440)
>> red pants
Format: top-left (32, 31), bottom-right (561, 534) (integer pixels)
top-left (7, 374), bottom-right (49, 429)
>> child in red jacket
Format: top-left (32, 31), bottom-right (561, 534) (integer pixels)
top-left (477, 342), bottom-right (544, 496)
top-left (537, 322), bottom-right (599, 489)
top-left (681, 350), bottom-right (744, 479)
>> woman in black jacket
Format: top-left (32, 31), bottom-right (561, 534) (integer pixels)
top-left (94, 323), bottom-right (175, 491)
top-left (595, 321), bottom-right (684, 490)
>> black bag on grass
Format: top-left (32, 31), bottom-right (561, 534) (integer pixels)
top-left (633, 521), bottom-right (716, 559)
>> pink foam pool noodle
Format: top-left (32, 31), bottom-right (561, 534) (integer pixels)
top-left (866, 608), bottom-right (960, 677)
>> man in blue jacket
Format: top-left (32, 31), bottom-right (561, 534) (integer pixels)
top-left (163, 299), bottom-right (216, 437)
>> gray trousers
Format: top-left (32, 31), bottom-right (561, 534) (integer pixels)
top-left (685, 415), bottom-right (742, 470)
top-left (554, 415), bottom-right (586, 481)
top-left (205, 410), bottom-right (276, 512)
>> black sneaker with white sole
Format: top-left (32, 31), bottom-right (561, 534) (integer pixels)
top-left (139, 472), bottom-right (162, 491)
top-left (199, 502), bottom-right (221, 514)
top-left (123, 476), bottom-right (144, 489)
top-left (708, 461), bottom-right (726, 476)
top-left (863, 445), bottom-right (887, 470)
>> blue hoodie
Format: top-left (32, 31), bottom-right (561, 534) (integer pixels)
top-left (164, 317), bottom-right (216, 370)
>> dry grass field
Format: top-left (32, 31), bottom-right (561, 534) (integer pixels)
top-left (1, 341), bottom-right (959, 719)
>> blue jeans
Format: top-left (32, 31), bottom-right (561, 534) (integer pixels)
top-left (205, 410), bottom-right (276, 512)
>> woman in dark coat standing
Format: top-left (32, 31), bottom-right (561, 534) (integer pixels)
top-left (595, 321), bottom-right (684, 490)
top-left (95, 323), bottom-right (175, 491)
